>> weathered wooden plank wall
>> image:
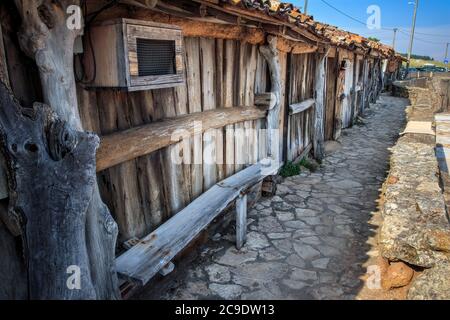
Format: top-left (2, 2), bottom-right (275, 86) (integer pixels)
top-left (356, 57), bottom-right (365, 117)
top-left (287, 53), bottom-right (316, 161)
top-left (324, 57), bottom-right (337, 141)
top-left (341, 59), bottom-right (354, 128)
top-left (77, 37), bottom-right (269, 243)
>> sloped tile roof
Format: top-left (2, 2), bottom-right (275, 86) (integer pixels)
top-left (221, 0), bottom-right (400, 59)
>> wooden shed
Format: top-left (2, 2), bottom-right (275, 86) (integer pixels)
top-left (0, 0), bottom-right (401, 299)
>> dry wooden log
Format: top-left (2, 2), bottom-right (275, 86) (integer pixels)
top-left (255, 92), bottom-right (276, 110)
top-left (120, 0), bottom-right (158, 8)
top-left (289, 99), bottom-right (315, 115)
top-left (0, 80), bottom-right (99, 299)
top-left (260, 36), bottom-right (281, 164)
top-left (103, 8), bottom-right (265, 44)
top-left (13, 0), bottom-right (119, 299)
top-left (313, 51), bottom-right (328, 160)
top-left (235, 193), bottom-right (247, 250)
top-left (276, 38), bottom-right (318, 54)
top-left (97, 106), bottom-right (266, 172)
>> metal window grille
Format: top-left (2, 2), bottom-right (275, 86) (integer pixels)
top-left (136, 38), bottom-right (176, 76)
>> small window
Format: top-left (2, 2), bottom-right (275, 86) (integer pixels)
top-left (85, 19), bottom-right (184, 91)
top-left (136, 39), bottom-right (176, 77)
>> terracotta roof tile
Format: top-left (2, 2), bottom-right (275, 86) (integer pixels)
top-left (220, 0), bottom-right (397, 58)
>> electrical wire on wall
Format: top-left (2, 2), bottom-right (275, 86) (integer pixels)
top-left (74, 0), bottom-right (120, 85)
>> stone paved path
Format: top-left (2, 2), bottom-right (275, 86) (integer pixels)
top-left (139, 95), bottom-right (407, 300)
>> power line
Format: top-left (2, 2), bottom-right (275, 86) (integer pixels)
top-left (319, 0), bottom-right (368, 27)
top-left (317, 0), bottom-right (450, 46)
top-left (413, 31), bottom-right (450, 38)
top-left (398, 29), bottom-right (447, 45)
top-left (318, 0), bottom-right (394, 31)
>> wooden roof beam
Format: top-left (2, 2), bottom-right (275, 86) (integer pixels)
top-left (192, 0), bottom-right (324, 44)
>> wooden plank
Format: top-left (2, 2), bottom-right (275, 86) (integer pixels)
top-left (200, 38), bottom-right (217, 190)
top-left (289, 99), bottom-right (315, 115)
top-left (235, 194), bottom-right (247, 250)
top-left (215, 39), bottom-right (225, 182)
top-left (255, 92), bottom-right (276, 110)
top-left (173, 65), bottom-right (193, 203)
top-left (96, 90), bottom-right (146, 242)
top-left (155, 88), bottom-right (190, 215)
top-left (200, 38), bottom-right (216, 111)
top-left (115, 162), bottom-right (265, 285)
top-left (256, 119), bottom-right (266, 161)
top-left (244, 44), bottom-right (257, 106)
top-left (133, 90), bottom-right (168, 230)
top-left (184, 37), bottom-right (203, 198)
top-left (97, 106), bottom-right (266, 172)
top-left (234, 122), bottom-right (246, 172)
top-left (185, 38), bottom-right (202, 113)
top-left (324, 57), bottom-right (336, 140)
top-left (277, 50), bottom-right (287, 162)
top-left (224, 40), bottom-right (235, 178)
top-left (0, 21), bottom-right (10, 88)
top-left (292, 143), bottom-right (313, 165)
top-left (203, 128), bottom-right (217, 190)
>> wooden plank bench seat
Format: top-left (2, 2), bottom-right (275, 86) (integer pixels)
top-left (115, 159), bottom-right (279, 286)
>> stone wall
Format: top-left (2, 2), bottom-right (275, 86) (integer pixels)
top-left (379, 77), bottom-right (450, 299)
top-left (393, 77), bottom-right (450, 117)
top-left (379, 135), bottom-right (450, 299)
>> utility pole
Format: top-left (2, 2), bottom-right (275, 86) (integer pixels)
top-left (304, 0), bottom-right (309, 15)
top-left (445, 42), bottom-right (449, 64)
top-left (392, 28), bottom-right (398, 51)
top-left (406, 0), bottom-right (419, 72)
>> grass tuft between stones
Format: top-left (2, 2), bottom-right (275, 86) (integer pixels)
top-left (280, 157), bottom-right (317, 178)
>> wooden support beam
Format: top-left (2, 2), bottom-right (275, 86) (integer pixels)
top-left (119, 0), bottom-right (158, 8)
top-left (12, 0), bottom-right (119, 299)
top-left (235, 193), bottom-right (247, 250)
top-left (214, 2), bottom-right (322, 43)
top-left (313, 51), bottom-right (328, 160)
top-left (276, 37), bottom-right (318, 54)
top-left (104, 8), bottom-right (265, 44)
top-left (293, 143), bottom-right (313, 165)
top-left (289, 99), bottom-right (315, 115)
top-left (260, 36), bottom-right (282, 164)
top-left (96, 106), bottom-right (266, 171)
top-left (254, 92), bottom-right (276, 110)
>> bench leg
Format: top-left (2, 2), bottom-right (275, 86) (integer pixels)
top-left (236, 193), bottom-right (247, 250)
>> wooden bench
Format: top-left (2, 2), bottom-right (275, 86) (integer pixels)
top-left (115, 159), bottom-right (279, 286)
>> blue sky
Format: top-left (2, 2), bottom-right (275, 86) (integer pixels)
top-left (291, 0), bottom-right (450, 61)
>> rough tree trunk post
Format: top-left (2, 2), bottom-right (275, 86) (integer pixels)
top-left (313, 50), bottom-right (328, 161)
top-left (0, 81), bottom-right (98, 299)
top-left (260, 36), bottom-right (281, 166)
top-left (12, 0), bottom-right (119, 299)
